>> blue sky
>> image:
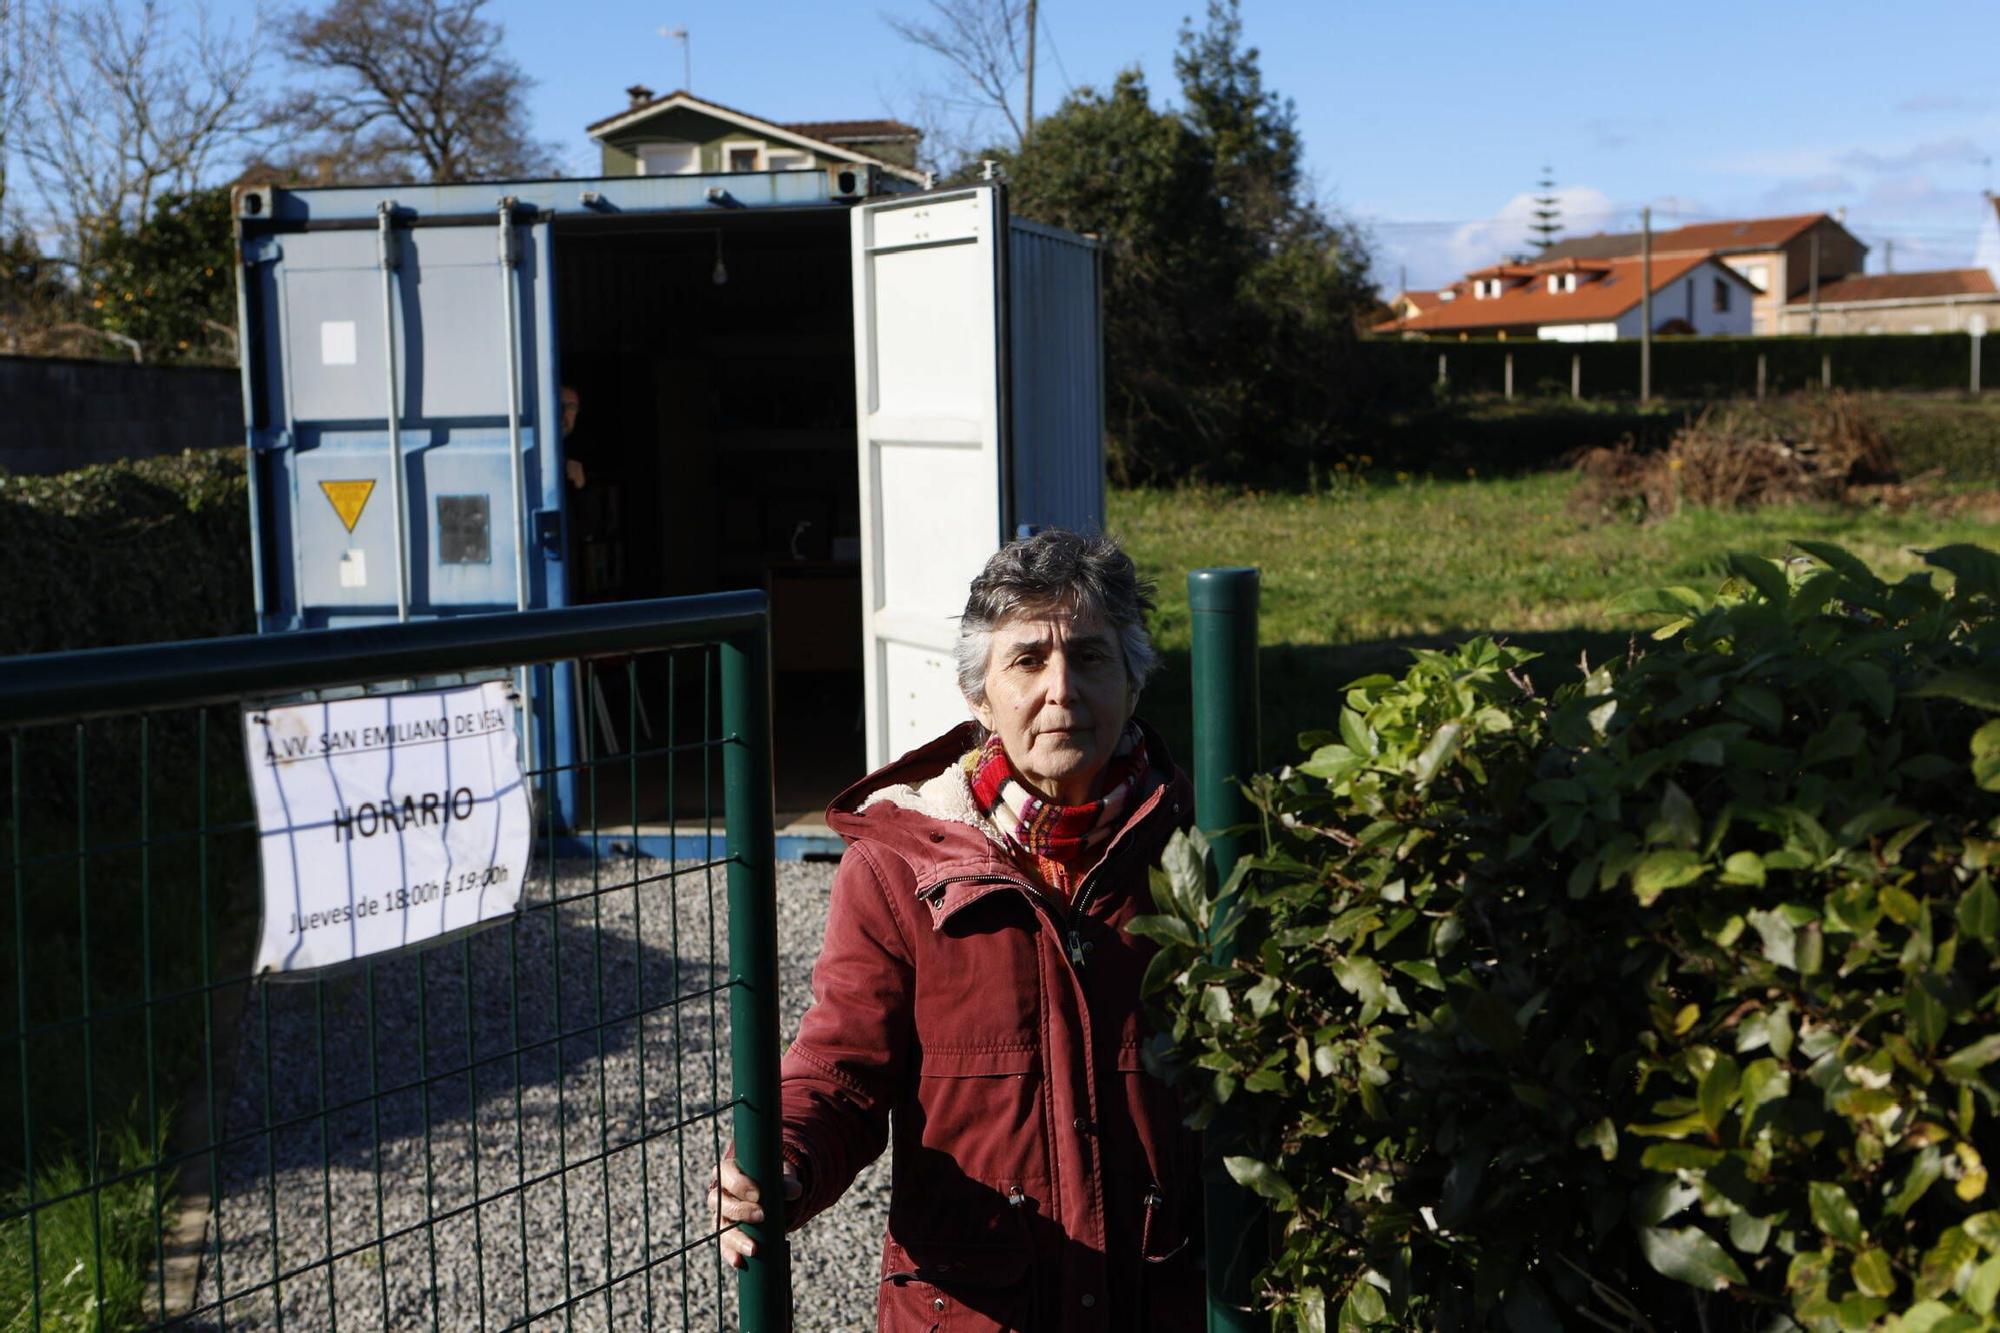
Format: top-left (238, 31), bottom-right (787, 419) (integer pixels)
top-left (195, 0), bottom-right (2000, 289)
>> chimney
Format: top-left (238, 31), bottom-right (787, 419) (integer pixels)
top-left (626, 84), bottom-right (655, 108)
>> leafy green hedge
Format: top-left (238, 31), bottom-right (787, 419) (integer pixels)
top-left (0, 447), bottom-right (252, 656)
top-left (1361, 334), bottom-right (1988, 403)
top-left (1141, 544), bottom-right (2000, 1330)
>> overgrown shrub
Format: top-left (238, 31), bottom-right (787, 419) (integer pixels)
top-left (1572, 394), bottom-right (1901, 520)
top-left (1361, 335), bottom-right (1984, 402)
top-left (1140, 543), bottom-right (2000, 1330)
top-left (0, 446), bottom-right (252, 657)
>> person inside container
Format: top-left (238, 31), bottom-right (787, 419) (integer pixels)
top-left (708, 528), bottom-right (1202, 1331)
top-left (560, 383), bottom-right (587, 489)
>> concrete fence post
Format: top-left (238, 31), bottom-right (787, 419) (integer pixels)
top-left (1757, 353), bottom-right (1767, 401)
top-left (1571, 352), bottom-right (1581, 401)
top-left (1503, 352), bottom-right (1514, 401)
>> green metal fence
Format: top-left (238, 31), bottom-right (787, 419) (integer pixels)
top-left (0, 593), bottom-right (788, 1331)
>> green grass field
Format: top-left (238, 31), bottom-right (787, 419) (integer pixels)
top-left (1113, 470), bottom-right (2000, 764)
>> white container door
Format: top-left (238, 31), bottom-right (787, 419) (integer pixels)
top-left (852, 186), bottom-right (1008, 769)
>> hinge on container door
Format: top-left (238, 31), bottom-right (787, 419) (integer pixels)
top-left (240, 237), bottom-right (282, 266)
top-left (496, 197), bottom-right (519, 267)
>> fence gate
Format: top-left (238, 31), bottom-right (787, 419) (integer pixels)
top-left (0, 593), bottom-right (788, 1330)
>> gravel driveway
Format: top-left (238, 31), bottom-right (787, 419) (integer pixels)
top-left (186, 855), bottom-right (888, 1330)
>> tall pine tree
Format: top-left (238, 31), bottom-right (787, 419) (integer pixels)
top-left (1529, 165), bottom-right (1563, 252)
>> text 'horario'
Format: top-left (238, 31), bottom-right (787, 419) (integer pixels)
top-left (332, 788), bottom-right (477, 842)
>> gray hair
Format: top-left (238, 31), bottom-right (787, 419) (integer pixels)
top-left (955, 528), bottom-right (1159, 705)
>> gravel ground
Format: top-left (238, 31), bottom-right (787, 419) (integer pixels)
top-left (185, 855), bottom-right (888, 1331)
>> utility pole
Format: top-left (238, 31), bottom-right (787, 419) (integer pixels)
top-left (1884, 238), bottom-right (1894, 274)
top-left (1399, 264), bottom-right (1407, 295)
top-left (1808, 230), bottom-right (1821, 336)
top-left (1023, 0), bottom-right (1038, 143)
top-left (1640, 206), bottom-right (1653, 404)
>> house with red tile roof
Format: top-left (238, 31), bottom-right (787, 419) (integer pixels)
top-left (1382, 290), bottom-right (1446, 321)
top-left (1373, 252), bottom-right (1759, 341)
top-left (1538, 213), bottom-right (1867, 334)
top-left (1977, 193), bottom-right (2000, 293)
top-left (586, 88), bottom-right (927, 185)
top-left (1778, 268), bottom-right (2000, 334)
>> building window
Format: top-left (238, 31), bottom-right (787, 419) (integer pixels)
top-left (636, 141), bottom-right (698, 175)
top-left (723, 141), bottom-right (765, 172)
top-left (1714, 278), bottom-right (1730, 313)
top-left (766, 148), bottom-right (814, 171)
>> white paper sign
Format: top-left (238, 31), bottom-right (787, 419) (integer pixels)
top-left (320, 319), bottom-right (357, 366)
top-left (245, 681), bottom-right (531, 974)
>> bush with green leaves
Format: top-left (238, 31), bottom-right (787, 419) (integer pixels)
top-left (1138, 542), bottom-right (2000, 1331)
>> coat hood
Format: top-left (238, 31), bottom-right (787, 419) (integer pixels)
top-left (824, 718), bottom-right (1190, 890)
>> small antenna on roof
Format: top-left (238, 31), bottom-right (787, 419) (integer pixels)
top-left (660, 25), bottom-right (691, 92)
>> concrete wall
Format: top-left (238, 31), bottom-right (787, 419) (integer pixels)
top-left (1778, 296), bottom-right (2000, 334)
top-left (0, 355), bottom-right (239, 475)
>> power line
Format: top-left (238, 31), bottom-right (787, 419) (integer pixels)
top-left (1038, 4), bottom-right (1074, 96)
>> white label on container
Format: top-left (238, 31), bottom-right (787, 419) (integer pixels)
top-left (338, 548), bottom-right (367, 587)
top-left (244, 682), bottom-right (532, 974)
top-left (320, 319), bottom-right (358, 366)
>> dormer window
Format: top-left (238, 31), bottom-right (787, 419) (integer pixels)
top-left (1547, 273), bottom-right (1578, 293)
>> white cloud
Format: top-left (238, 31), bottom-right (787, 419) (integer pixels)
top-left (1442, 185), bottom-right (1620, 272)
top-left (1363, 185), bottom-right (1622, 290)
top-left (1840, 137), bottom-right (1983, 173)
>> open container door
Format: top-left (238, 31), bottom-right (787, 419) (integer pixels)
top-left (1006, 217), bottom-right (1105, 535)
top-left (851, 185), bottom-right (1010, 769)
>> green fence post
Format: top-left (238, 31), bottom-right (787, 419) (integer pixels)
top-left (722, 612), bottom-right (790, 1331)
top-left (1189, 567), bottom-right (1267, 1333)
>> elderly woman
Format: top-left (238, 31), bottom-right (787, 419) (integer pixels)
top-left (710, 528), bottom-right (1202, 1331)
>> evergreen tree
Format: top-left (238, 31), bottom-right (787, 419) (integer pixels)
top-left (969, 0), bottom-right (1375, 486)
top-left (1529, 165), bottom-right (1563, 252)
top-left (87, 187), bottom-right (238, 364)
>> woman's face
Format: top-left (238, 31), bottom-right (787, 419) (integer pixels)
top-left (970, 605), bottom-right (1133, 805)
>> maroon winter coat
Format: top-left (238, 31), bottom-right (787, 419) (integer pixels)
top-left (779, 719), bottom-right (1202, 1333)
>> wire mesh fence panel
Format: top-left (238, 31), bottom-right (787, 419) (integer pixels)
top-left (0, 598), bottom-right (783, 1333)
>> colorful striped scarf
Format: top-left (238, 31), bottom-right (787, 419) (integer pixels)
top-left (965, 722), bottom-right (1150, 897)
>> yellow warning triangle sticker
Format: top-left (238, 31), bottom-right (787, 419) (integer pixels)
top-left (319, 479), bottom-right (376, 533)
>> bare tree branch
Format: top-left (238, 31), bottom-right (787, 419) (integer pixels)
top-left (15, 0), bottom-right (269, 265)
top-left (277, 0), bottom-right (557, 185)
top-left (0, 0), bottom-right (31, 219)
top-left (883, 0), bottom-right (1027, 147)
